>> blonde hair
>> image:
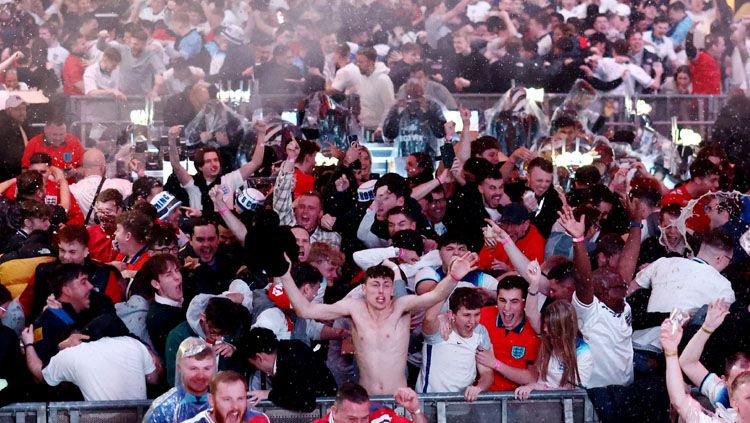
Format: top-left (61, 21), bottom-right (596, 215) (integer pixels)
top-left (538, 300), bottom-right (581, 387)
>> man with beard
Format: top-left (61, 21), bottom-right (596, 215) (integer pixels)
top-left (144, 337), bottom-right (216, 422)
top-left (444, 162), bottom-right (508, 241)
top-left (180, 218), bottom-right (242, 305)
top-left (184, 371), bottom-right (269, 423)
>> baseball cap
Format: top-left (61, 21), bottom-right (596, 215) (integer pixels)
top-left (615, 3), bottom-right (631, 17)
top-left (499, 203), bottom-right (530, 225)
top-left (5, 95), bottom-right (25, 109)
top-left (150, 191), bottom-right (182, 220)
top-left (219, 25), bottom-right (245, 45)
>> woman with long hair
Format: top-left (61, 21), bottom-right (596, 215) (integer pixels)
top-left (514, 300), bottom-right (593, 399)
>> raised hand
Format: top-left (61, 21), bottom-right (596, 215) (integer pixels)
top-left (285, 139), bottom-right (300, 163)
top-left (526, 260), bottom-right (542, 291)
top-left (703, 298), bottom-right (730, 332)
top-left (394, 387), bottom-right (420, 414)
top-left (459, 104), bottom-right (471, 123)
top-left (208, 185), bottom-right (226, 205)
top-left (557, 205), bottom-right (585, 239)
top-left (449, 252), bottom-right (479, 282)
top-left (484, 218), bottom-right (511, 244)
top-left (659, 318), bottom-right (683, 353)
top-left (334, 174), bottom-right (350, 193)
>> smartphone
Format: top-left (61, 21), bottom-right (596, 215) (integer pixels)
top-left (441, 143), bottom-right (456, 168)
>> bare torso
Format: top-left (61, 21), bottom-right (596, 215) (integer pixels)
top-left (349, 299), bottom-right (411, 395)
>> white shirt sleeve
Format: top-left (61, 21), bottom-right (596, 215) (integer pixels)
top-left (137, 340), bottom-right (157, 375)
top-left (477, 273), bottom-right (499, 292)
top-left (305, 318), bottom-right (324, 340)
top-left (576, 343), bottom-right (594, 388)
top-left (700, 373), bottom-right (728, 408)
top-left (627, 63), bottom-right (654, 86)
top-left (181, 179), bottom-right (204, 210)
top-left (252, 308), bottom-right (288, 339)
top-left (356, 209), bottom-right (388, 248)
top-left (400, 249), bottom-right (442, 279)
top-left (634, 258), bottom-right (659, 289)
top-left (83, 65), bottom-right (98, 94)
top-left (352, 247), bottom-right (399, 270)
top-left (476, 324), bottom-right (492, 350)
top-left (42, 349), bottom-right (75, 387)
top-left (572, 290), bottom-right (597, 319)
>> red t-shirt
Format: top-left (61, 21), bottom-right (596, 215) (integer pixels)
top-left (62, 54), bottom-right (85, 95)
top-left (87, 224), bottom-right (118, 263)
top-left (293, 168), bottom-right (316, 199)
top-left (690, 51), bottom-right (721, 95)
top-left (22, 134), bottom-right (85, 172)
top-left (480, 307), bottom-right (540, 391)
top-left (478, 224), bottom-right (546, 271)
top-left (4, 178), bottom-right (85, 226)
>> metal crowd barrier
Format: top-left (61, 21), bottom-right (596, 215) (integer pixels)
top-left (62, 93), bottom-right (727, 148)
top-left (0, 390), bottom-right (596, 423)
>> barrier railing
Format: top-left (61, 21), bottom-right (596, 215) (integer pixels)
top-left (0, 390), bottom-right (596, 423)
top-left (64, 93), bottom-right (726, 142)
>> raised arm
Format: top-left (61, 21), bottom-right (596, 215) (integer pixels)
top-left (167, 125), bottom-right (193, 186)
top-left (272, 140), bottom-right (298, 227)
top-left (399, 252), bottom-right (478, 312)
top-left (679, 299), bottom-right (730, 387)
top-left (484, 219), bottom-right (532, 280)
top-left (277, 261), bottom-right (353, 321)
top-left (209, 185), bottom-right (247, 245)
top-left (523, 260), bottom-right (543, 333)
top-left (558, 205), bottom-right (594, 305)
top-left (661, 320), bottom-right (700, 419)
top-left (411, 168), bottom-right (451, 201)
top-left (618, 196), bottom-right (645, 283)
top-left (238, 123), bottom-right (276, 180)
top-left (0, 51), bottom-right (23, 73)
top-left (455, 105), bottom-right (472, 163)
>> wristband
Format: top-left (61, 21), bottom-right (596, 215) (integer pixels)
top-left (398, 248), bottom-right (404, 260)
top-left (493, 359), bottom-right (501, 371)
top-left (500, 237), bottom-right (510, 245)
top-left (629, 221), bottom-right (643, 229)
top-left (572, 236), bottom-right (585, 243)
top-left (700, 325), bottom-right (714, 335)
top-left (218, 208), bottom-right (230, 215)
top-left (411, 409), bottom-right (423, 415)
top-left (664, 351), bottom-right (678, 357)
top-left (449, 272), bottom-right (462, 282)
top-left (528, 291), bottom-right (538, 296)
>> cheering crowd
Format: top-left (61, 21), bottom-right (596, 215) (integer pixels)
top-left (0, 0), bottom-right (749, 422)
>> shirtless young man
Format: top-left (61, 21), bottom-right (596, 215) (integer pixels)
top-left (279, 252), bottom-right (478, 395)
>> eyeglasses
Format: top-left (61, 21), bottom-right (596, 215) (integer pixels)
top-left (151, 246), bottom-right (179, 254)
top-left (704, 204), bottom-right (726, 213)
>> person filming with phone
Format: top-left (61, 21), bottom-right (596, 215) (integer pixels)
top-left (383, 80), bottom-right (446, 176)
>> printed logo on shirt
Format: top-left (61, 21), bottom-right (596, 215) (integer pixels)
top-left (44, 195), bottom-right (57, 205)
top-left (63, 152), bottom-right (73, 163)
top-left (511, 346), bottom-right (526, 359)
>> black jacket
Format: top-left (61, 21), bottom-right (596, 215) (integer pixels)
top-left (0, 110), bottom-right (28, 182)
top-left (268, 340), bottom-right (337, 412)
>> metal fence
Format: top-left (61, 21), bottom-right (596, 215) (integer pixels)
top-left (0, 390), bottom-right (595, 423)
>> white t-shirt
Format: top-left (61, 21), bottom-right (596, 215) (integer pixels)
top-left (595, 57), bottom-right (654, 96)
top-left (538, 338), bottom-right (594, 389)
top-left (634, 257), bottom-right (735, 313)
top-left (183, 169), bottom-right (244, 211)
top-left (70, 175), bottom-right (133, 218)
top-left (42, 337), bottom-right (155, 401)
top-left (572, 292), bottom-right (633, 388)
top-left (83, 63), bottom-right (120, 94)
top-left (414, 267), bottom-right (498, 295)
top-left (331, 62), bottom-right (362, 95)
top-left (416, 324), bottom-right (491, 394)
top-left (48, 45), bottom-right (70, 77)
top-left (701, 372), bottom-right (730, 409)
